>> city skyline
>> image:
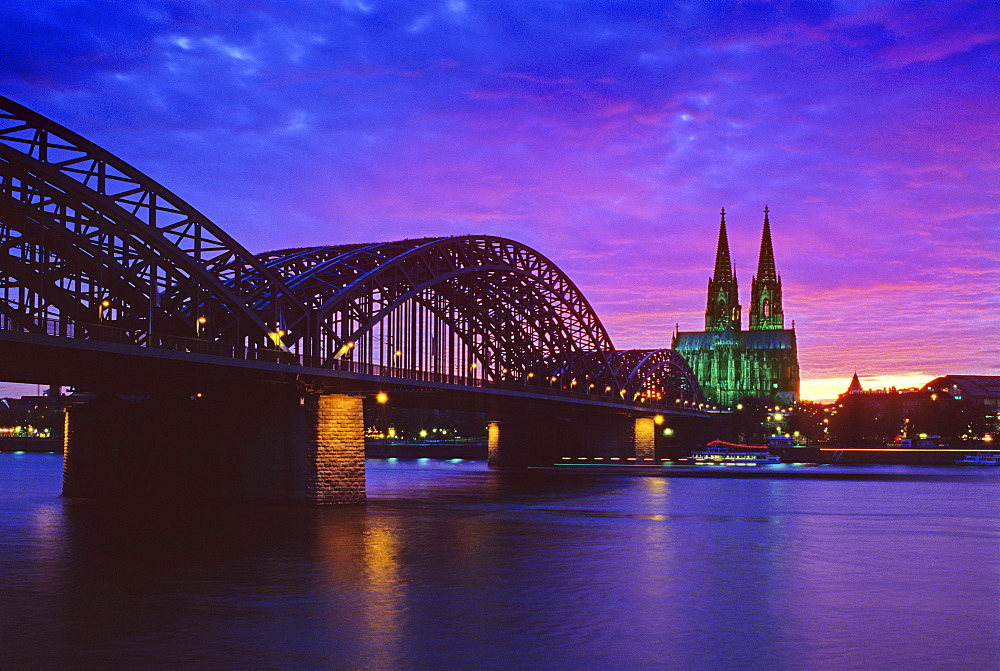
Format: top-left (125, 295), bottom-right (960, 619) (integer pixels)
top-left (2, 1), bottom-right (998, 401)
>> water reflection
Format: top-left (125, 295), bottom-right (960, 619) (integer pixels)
top-left (29, 501), bottom-right (67, 581)
top-left (0, 454), bottom-right (998, 668)
top-left (358, 520), bottom-right (406, 667)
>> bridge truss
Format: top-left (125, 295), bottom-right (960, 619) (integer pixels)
top-left (0, 95), bottom-right (308, 353)
top-left (0, 96), bottom-right (704, 408)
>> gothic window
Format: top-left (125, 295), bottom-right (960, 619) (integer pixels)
top-left (718, 301), bottom-right (726, 318)
top-left (763, 299), bottom-right (770, 318)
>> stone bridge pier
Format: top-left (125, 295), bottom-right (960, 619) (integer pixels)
top-left (62, 385), bottom-right (366, 504)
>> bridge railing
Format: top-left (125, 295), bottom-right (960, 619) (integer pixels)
top-left (1, 316), bottom-right (709, 412)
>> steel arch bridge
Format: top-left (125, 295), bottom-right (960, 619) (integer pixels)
top-left (0, 95), bottom-right (704, 409)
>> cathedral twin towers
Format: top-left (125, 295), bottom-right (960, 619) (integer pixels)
top-left (672, 207), bottom-right (800, 408)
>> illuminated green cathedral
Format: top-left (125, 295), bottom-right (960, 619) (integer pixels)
top-left (672, 207), bottom-right (800, 408)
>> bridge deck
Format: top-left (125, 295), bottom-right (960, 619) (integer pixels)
top-left (0, 328), bottom-right (709, 417)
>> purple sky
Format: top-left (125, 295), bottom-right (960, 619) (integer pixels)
top-left (2, 1), bottom-right (998, 401)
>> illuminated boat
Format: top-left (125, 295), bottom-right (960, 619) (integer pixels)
top-left (954, 452), bottom-right (1000, 465)
top-left (687, 440), bottom-right (781, 465)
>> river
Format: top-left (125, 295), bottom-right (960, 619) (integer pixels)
top-left (1, 452), bottom-right (998, 669)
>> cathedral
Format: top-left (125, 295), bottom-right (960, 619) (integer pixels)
top-left (672, 207), bottom-right (800, 408)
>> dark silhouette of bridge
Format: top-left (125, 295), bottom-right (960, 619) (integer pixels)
top-left (0, 95), bottom-right (710, 503)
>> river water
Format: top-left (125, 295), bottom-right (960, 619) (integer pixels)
top-left (1, 452), bottom-right (998, 669)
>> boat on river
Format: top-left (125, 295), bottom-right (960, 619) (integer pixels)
top-left (954, 451), bottom-right (1000, 465)
top-left (686, 440), bottom-right (782, 465)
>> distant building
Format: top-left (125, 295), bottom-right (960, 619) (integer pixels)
top-left (829, 373), bottom-right (977, 445)
top-left (672, 207), bottom-right (800, 408)
top-left (922, 375), bottom-right (1000, 439)
top-left (922, 376), bottom-right (1000, 409)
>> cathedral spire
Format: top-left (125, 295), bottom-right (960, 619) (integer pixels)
top-left (705, 208), bottom-right (741, 331)
top-left (749, 205), bottom-right (784, 330)
top-left (756, 205), bottom-right (778, 282)
top-left (713, 207), bottom-right (734, 283)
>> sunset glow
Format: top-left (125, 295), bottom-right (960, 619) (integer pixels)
top-left (801, 373), bottom-right (941, 404)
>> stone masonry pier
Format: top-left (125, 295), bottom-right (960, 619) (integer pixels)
top-left (62, 386), bottom-right (365, 505)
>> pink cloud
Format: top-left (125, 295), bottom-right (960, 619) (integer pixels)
top-left (880, 30), bottom-right (999, 67)
top-left (500, 71), bottom-right (576, 86)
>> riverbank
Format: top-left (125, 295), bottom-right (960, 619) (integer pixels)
top-left (0, 436), bottom-right (61, 453)
top-left (773, 445), bottom-right (997, 466)
top-left (365, 440), bottom-right (487, 460)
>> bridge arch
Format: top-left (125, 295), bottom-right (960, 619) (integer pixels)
top-left (0, 95), bottom-right (306, 349)
top-left (257, 236), bottom-right (623, 387)
top-left (615, 349), bottom-right (703, 405)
